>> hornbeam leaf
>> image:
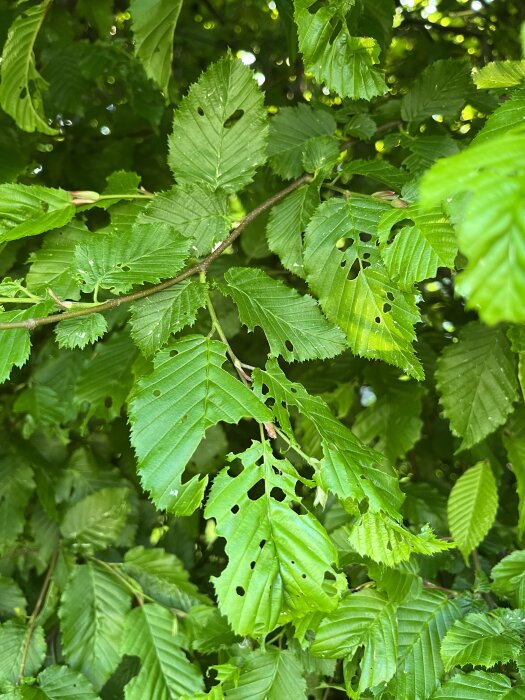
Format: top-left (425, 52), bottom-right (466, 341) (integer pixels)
top-left (130, 281), bottom-right (208, 357)
top-left (225, 648), bottom-right (307, 700)
top-left (473, 89), bottom-right (525, 145)
top-left (266, 183), bottom-right (319, 276)
top-left (304, 196), bottom-right (423, 379)
top-left (59, 562), bottom-right (131, 690)
top-left (401, 59), bottom-right (473, 125)
top-left (138, 184), bottom-right (229, 256)
top-left (491, 551), bottom-right (525, 608)
top-left (222, 267), bottom-right (346, 362)
top-left (267, 105), bottom-right (336, 180)
top-left (447, 461), bottom-right (498, 561)
top-left (0, 457), bottom-right (34, 556)
top-left (348, 512), bottom-right (454, 567)
top-left (27, 665), bottom-right (100, 700)
top-left (432, 670), bottom-right (518, 699)
top-left (474, 60), bottom-right (525, 89)
top-left (378, 205), bottom-right (457, 289)
top-left (387, 590), bottom-right (464, 700)
top-left (55, 314), bottom-right (108, 350)
top-left (0, 184), bottom-right (75, 244)
top-left (309, 589), bottom-right (397, 693)
top-left (168, 56), bottom-right (267, 192)
top-left (253, 360), bottom-right (404, 517)
top-left (130, 0), bottom-right (183, 93)
top-left (436, 323), bottom-right (517, 450)
top-left (0, 620), bottom-right (45, 686)
top-left (128, 335), bottom-right (272, 514)
top-left (0, 1), bottom-right (57, 135)
top-left (503, 410), bottom-right (525, 542)
top-left (60, 487), bottom-right (131, 550)
top-left (75, 222), bottom-right (191, 295)
top-left (441, 610), bottom-right (524, 671)
top-left (342, 159), bottom-right (409, 191)
top-left (121, 603), bottom-right (204, 699)
top-left (295, 0), bottom-right (387, 100)
top-left (205, 441), bottom-right (345, 636)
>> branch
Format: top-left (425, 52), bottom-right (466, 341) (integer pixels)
top-left (0, 174), bottom-right (311, 332)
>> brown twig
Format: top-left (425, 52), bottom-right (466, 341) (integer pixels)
top-left (0, 174), bottom-right (311, 332)
top-left (19, 546), bottom-right (59, 680)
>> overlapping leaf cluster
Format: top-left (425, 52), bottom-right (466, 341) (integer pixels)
top-left (0, 1), bottom-right (525, 698)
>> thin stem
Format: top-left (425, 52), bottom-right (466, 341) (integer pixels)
top-left (273, 425), bottom-right (316, 465)
top-left (94, 192), bottom-right (154, 201)
top-left (19, 546), bottom-right (59, 680)
top-left (0, 174), bottom-right (311, 332)
top-left (0, 297), bottom-right (39, 304)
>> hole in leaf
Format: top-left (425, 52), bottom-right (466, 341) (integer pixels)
top-left (153, 389), bottom-right (161, 397)
top-left (339, 237), bottom-right (354, 251)
top-left (250, 561), bottom-right (256, 569)
top-left (121, 265), bottom-right (131, 272)
top-left (224, 109), bottom-right (244, 128)
top-left (362, 260), bottom-right (371, 269)
top-left (270, 487), bottom-right (286, 502)
top-left (231, 504), bottom-right (239, 514)
top-left (301, 573), bottom-right (307, 579)
top-left (197, 106), bottom-right (205, 116)
top-left (387, 291), bottom-right (395, 301)
top-left (374, 316), bottom-right (381, 324)
top-left (236, 586), bottom-right (245, 596)
top-left (248, 479), bottom-right (265, 501)
top-left (347, 258), bottom-right (361, 280)
top-left (104, 396), bottom-right (113, 408)
top-left (285, 340), bottom-right (294, 353)
top-left (383, 303), bottom-right (391, 313)
top-left (291, 560), bottom-right (295, 565)
top-left (386, 541), bottom-right (393, 551)
top-left (261, 385), bottom-right (269, 395)
top-left (294, 482), bottom-right (303, 498)
top-left (324, 571), bottom-right (336, 581)
top-left (259, 539), bottom-right (266, 548)
top-left (359, 232), bottom-right (372, 242)
top-left (272, 465), bottom-right (282, 476)
top-left (363, 252), bottom-right (371, 260)
top-left (20, 87), bottom-right (27, 99)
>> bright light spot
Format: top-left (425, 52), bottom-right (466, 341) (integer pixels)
top-left (268, 0), bottom-right (276, 8)
top-left (100, 125), bottom-right (111, 136)
top-left (471, 0), bottom-right (483, 10)
top-left (322, 86), bottom-right (330, 95)
top-left (106, 103), bottom-right (116, 112)
top-left (375, 140), bottom-right (385, 153)
top-left (254, 72), bottom-right (265, 86)
top-left (432, 114), bottom-right (444, 123)
top-left (443, 321), bottom-right (455, 332)
top-left (360, 386), bottom-right (377, 407)
top-left (236, 50), bottom-right (256, 65)
top-left (32, 165), bottom-right (43, 175)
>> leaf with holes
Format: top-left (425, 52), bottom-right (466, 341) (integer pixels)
top-left (447, 461), bottom-right (498, 562)
top-left (295, 0), bottom-right (388, 100)
top-left (129, 335), bottom-right (272, 515)
top-left (221, 267), bottom-right (346, 362)
top-left (168, 56), bottom-right (267, 192)
top-left (436, 323), bottom-right (517, 450)
top-left (378, 205), bottom-right (457, 289)
top-left (253, 359), bottom-right (404, 517)
top-left (304, 196), bottom-right (423, 379)
top-left (0, 1), bottom-right (57, 134)
top-left (205, 441), bottom-right (345, 636)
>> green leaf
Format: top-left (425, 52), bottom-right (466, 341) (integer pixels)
top-left (206, 441), bottom-right (345, 636)
top-left (432, 670), bottom-right (519, 699)
top-left (474, 61), bottom-right (525, 89)
top-left (302, 134), bottom-right (339, 175)
top-left (0, 577), bottom-right (26, 619)
top-left (441, 610), bottom-right (524, 671)
top-left (27, 222), bottom-right (87, 301)
top-left (401, 59), bottom-right (473, 124)
top-left (342, 158), bottom-right (409, 191)
top-left (123, 546), bottom-right (209, 611)
top-left (221, 267), bottom-right (346, 362)
top-left (253, 359), bottom-right (404, 517)
top-left (121, 603), bottom-right (204, 699)
top-left (436, 323), bottom-right (517, 450)
top-left (60, 487), bottom-right (131, 550)
top-left (304, 196), bottom-right (423, 379)
top-left (492, 551), bottom-right (525, 607)
top-left (0, 1), bottom-right (57, 135)
top-left (348, 512), bottom-right (453, 567)
top-left (0, 185), bottom-right (74, 244)
top-left (352, 371), bottom-right (424, 462)
top-left (224, 648), bottom-right (307, 700)
top-left (503, 410), bottom-right (525, 541)
top-left (138, 185), bottom-right (229, 256)
top-left (168, 56), bottom-right (267, 192)
top-left (447, 461), bottom-right (498, 561)
top-left (473, 89), bottom-right (525, 145)
top-left (388, 590), bottom-right (464, 700)
top-left (267, 104), bottom-right (336, 180)
top-left (185, 605), bottom-right (237, 653)
top-left (130, 0), bottom-right (183, 93)
top-left (55, 314), bottom-right (108, 350)
top-left (0, 456), bottom-right (34, 555)
top-left (295, 0), bottom-right (387, 100)
top-left (22, 665), bottom-right (100, 700)
top-left (129, 335), bottom-right (272, 514)
top-left (0, 620), bottom-right (46, 686)
top-left (309, 590), bottom-right (397, 693)
top-left (266, 183), bottom-right (319, 277)
top-left (59, 562), bottom-right (131, 690)
top-left (420, 129), bottom-right (525, 323)
top-left (130, 281), bottom-right (207, 357)
top-left (378, 205), bottom-right (457, 289)
top-left (75, 223), bottom-right (191, 295)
